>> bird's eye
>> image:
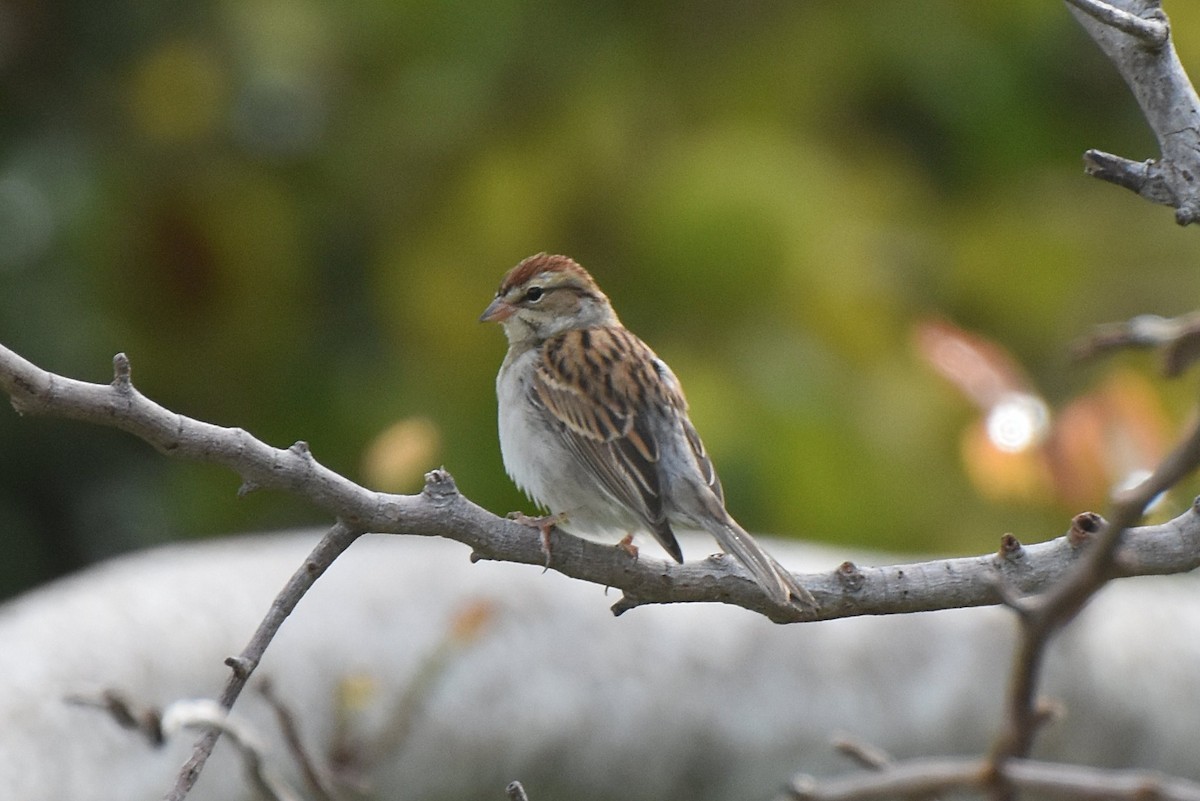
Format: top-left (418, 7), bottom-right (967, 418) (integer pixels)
top-left (523, 286), bottom-right (544, 303)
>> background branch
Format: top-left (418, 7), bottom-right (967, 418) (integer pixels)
top-left (1065, 0), bottom-right (1200, 223)
top-left (990, 413), bottom-right (1200, 775)
top-left (785, 756), bottom-right (1200, 801)
top-left (161, 700), bottom-right (303, 801)
top-left (165, 521), bottom-right (363, 801)
top-left (989, 302), bottom-right (1200, 772)
top-left (259, 680), bottom-right (342, 801)
top-left (793, 403), bottom-right (1200, 801)
top-left (1071, 312), bottom-right (1200, 376)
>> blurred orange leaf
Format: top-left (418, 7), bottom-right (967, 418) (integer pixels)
top-left (361, 417), bottom-right (441, 493)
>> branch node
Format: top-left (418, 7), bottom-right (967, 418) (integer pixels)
top-left (289, 440), bottom-right (313, 459)
top-left (1066, 0), bottom-right (1169, 48)
top-left (1072, 311), bottom-right (1200, 376)
top-left (1068, 512), bottom-right (1104, 547)
top-left (1161, 323), bottom-right (1200, 377)
top-left (67, 689), bottom-right (165, 746)
top-left (1082, 151), bottom-right (1180, 207)
top-left (610, 595), bottom-right (641, 617)
top-left (1175, 201), bottom-right (1200, 226)
top-left (989, 573), bottom-right (1034, 619)
top-left (1144, 7), bottom-right (1171, 48)
top-left (238, 479), bottom-right (261, 497)
top-left (784, 773), bottom-right (816, 801)
top-left (1033, 697), bottom-right (1067, 731)
top-left (422, 468), bottom-right (460, 503)
top-left (831, 731), bottom-right (893, 770)
top-left (506, 781), bottom-right (531, 801)
top-left (111, 352), bottom-right (133, 392)
top-left (1083, 149), bottom-right (1148, 187)
top-left (998, 533), bottom-right (1025, 561)
top-left (225, 656), bottom-right (256, 680)
top-left (835, 561), bottom-right (865, 592)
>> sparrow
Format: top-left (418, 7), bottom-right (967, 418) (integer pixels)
top-left (481, 253), bottom-right (816, 610)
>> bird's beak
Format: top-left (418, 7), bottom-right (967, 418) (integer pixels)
top-left (479, 297), bottom-right (515, 323)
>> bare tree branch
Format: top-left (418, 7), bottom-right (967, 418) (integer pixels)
top-left (792, 294), bottom-right (1200, 799)
top-left (1065, 0), bottom-right (1200, 224)
top-left (783, 756), bottom-right (1200, 801)
top-left (4, 344), bottom-right (1200, 629)
top-left (796, 412), bottom-right (1200, 800)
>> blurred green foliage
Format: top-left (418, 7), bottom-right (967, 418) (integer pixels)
top-left (2, 1), bottom-right (1200, 599)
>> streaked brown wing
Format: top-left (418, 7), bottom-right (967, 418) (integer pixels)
top-left (531, 327), bottom-right (686, 560)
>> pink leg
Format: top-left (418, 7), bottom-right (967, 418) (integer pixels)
top-left (616, 532), bottom-right (639, 560)
top-left (507, 511), bottom-right (566, 569)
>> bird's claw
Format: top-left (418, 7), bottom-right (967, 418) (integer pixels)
top-left (616, 533), bottom-right (639, 561)
top-left (508, 512), bottom-right (565, 571)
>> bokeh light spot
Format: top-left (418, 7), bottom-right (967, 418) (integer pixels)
top-left (985, 392), bottom-right (1050, 453)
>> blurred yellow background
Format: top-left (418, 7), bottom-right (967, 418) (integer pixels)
top-left (2, 1), bottom-right (1199, 599)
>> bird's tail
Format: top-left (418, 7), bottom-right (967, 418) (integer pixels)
top-left (699, 511), bottom-right (818, 612)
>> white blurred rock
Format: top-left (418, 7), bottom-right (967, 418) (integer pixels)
top-left (0, 531), bottom-right (1196, 800)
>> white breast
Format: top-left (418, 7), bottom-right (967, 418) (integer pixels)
top-left (496, 348), bottom-right (559, 503)
top-left (495, 347), bottom-right (640, 542)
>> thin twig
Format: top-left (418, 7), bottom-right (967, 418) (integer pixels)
top-left (260, 679), bottom-right (342, 801)
top-left (832, 733), bottom-right (893, 772)
top-left (1063, 0), bottom-right (1168, 47)
top-left (66, 689), bottom-right (164, 746)
top-left (163, 700), bottom-right (303, 801)
top-left (1072, 312), bottom-right (1200, 377)
top-left (166, 521), bottom-right (364, 801)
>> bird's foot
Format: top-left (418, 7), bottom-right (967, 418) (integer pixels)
top-left (507, 511), bottom-right (566, 570)
top-left (616, 533), bottom-right (639, 561)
